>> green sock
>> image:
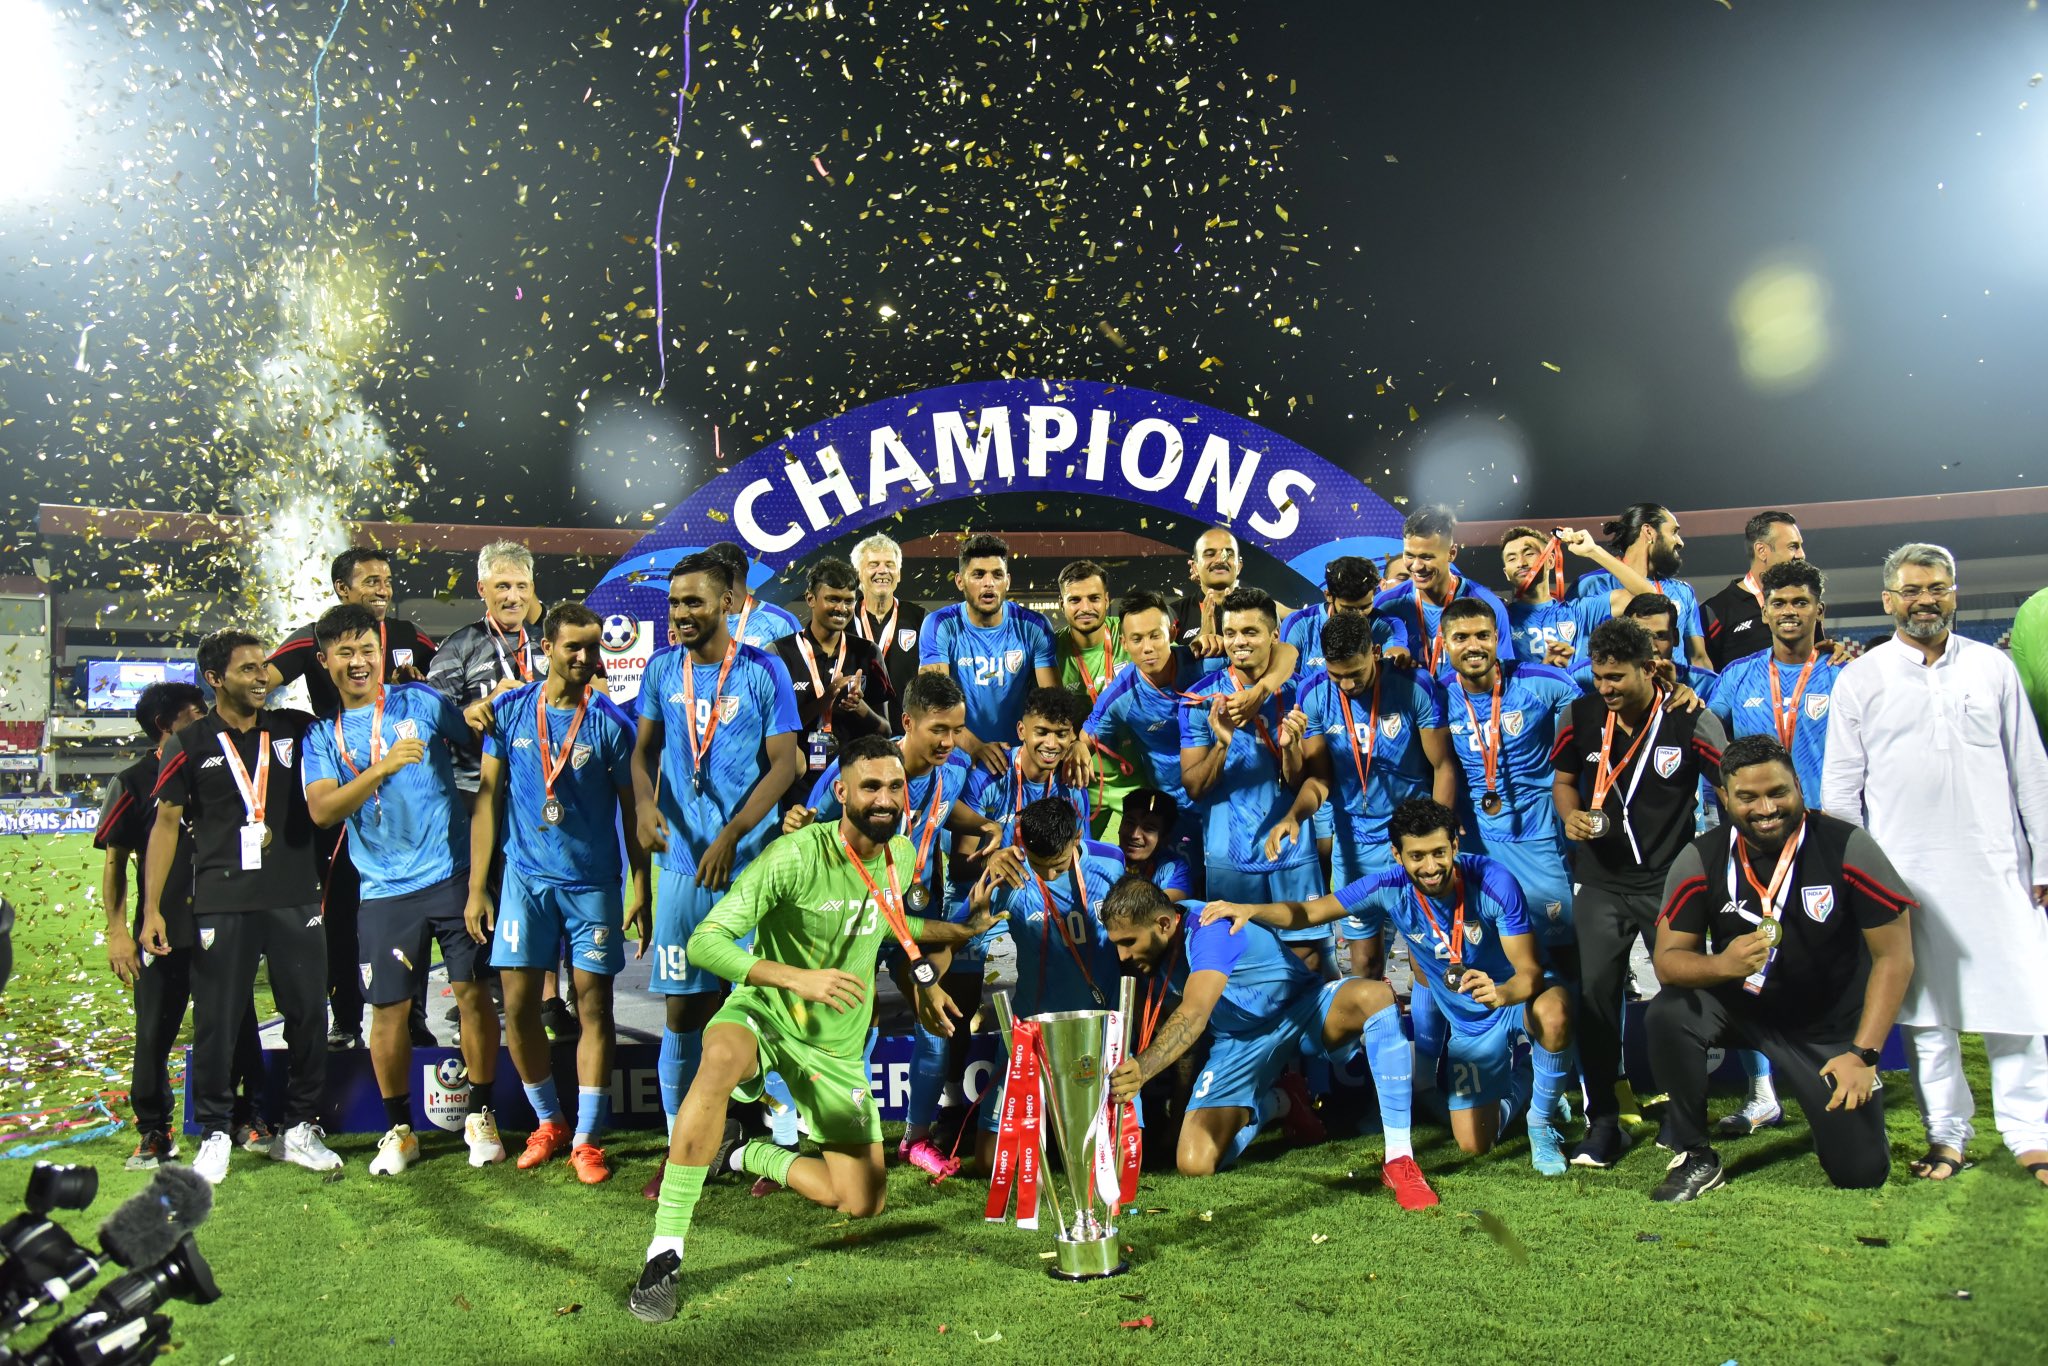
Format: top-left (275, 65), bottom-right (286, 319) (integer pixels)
top-left (740, 1139), bottom-right (799, 1188)
top-left (653, 1163), bottom-right (708, 1241)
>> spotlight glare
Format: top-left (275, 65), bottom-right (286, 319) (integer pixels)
top-left (0, 0), bottom-right (72, 200)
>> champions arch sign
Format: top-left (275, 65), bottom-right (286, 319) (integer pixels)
top-left (588, 379), bottom-right (1402, 700)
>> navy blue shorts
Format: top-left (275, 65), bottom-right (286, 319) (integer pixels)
top-left (358, 871), bottom-right (490, 1006)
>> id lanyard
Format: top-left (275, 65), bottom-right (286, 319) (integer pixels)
top-left (1335, 672), bottom-right (1383, 817)
top-left (1413, 575), bottom-right (1461, 673)
top-left (681, 639), bottom-right (741, 792)
top-left (1224, 667), bottom-right (1285, 777)
top-left (536, 684), bottom-right (592, 825)
top-left (1457, 670), bottom-right (1505, 816)
top-left (1410, 873), bottom-right (1469, 990)
top-left (1008, 756), bottom-right (1066, 842)
top-left (1035, 865), bottom-right (1105, 1009)
top-left (839, 833), bottom-right (936, 987)
top-left (904, 768), bottom-right (947, 890)
top-left (332, 688), bottom-right (387, 826)
top-left (1726, 819), bottom-right (1806, 994)
top-left (855, 601), bottom-right (898, 664)
top-left (1740, 573), bottom-right (1765, 613)
top-left (1591, 692), bottom-right (1665, 864)
top-left (1139, 935), bottom-right (1184, 1050)
top-left (217, 726), bottom-right (272, 868)
top-left (1768, 653), bottom-right (1820, 750)
top-left (796, 631), bottom-right (848, 738)
top-left (1070, 638), bottom-right (1118, 704)
top-left (487, 617), bottom-right (533, 683)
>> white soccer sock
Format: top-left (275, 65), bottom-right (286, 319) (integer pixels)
top-left (1383, 1124), bottom-right (1413, 1162)
top-left (646, 1235), bottom-right (685, 1263)
top-left (1749, 1071), bottom-right (1779, 1109)
top-left (727, 1144), bottom-right (748, 1172)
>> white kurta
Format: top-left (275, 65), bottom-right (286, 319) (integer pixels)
top-left (1821, 633), bottom-right (2048, 1034)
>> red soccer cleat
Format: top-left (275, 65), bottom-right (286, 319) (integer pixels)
top-left (569, 1143), bottom-right (612, 1185)
top-left (1382, 1155), bottom-right (1440, 1211)
top-left (517, 1120), bottom-right (573, 1171)
top-left (1276, 1071), bottom-right (1327, 1145)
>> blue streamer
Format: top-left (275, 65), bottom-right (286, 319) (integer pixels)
top-left (308, 0), bottom-right (353, 203)
top-left (649, 0), bottom-right (702, 394)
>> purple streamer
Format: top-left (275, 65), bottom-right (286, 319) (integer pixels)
top-left (651, 0), bottom-right (701, 394)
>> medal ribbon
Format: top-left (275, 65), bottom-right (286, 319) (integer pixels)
top-left (487, 616), bottom-right (533, 682)
top-left (1456, 671), bottom-right (1504, 813)
top-left (1767, 653), bottom-right (1819, 750)
top-left (1096, 1003), bottom-right (1133, 1211)
top-left (1413, 573), bottom-right (1461, 672)
top-left (1514, 537), bottom-right (1566, 600)
top-left (1034, 866), bottom-right (1104, 1009)
top-left (1591, 691), bottom-right (1666, 864)
top-left (1728, 818), bottom-right (1807, 994)
top-left (536, 683), bottom-right (592, 808)
top-left (216, 728), bottom-right (271, 826)
top-left (1224, 667), bottom-right (1285, 772)
top-left (1008, 757), bottom-right (1084, 842)
top-left (332, 688), bottom-right (386, 824)
top-left (681, 639), bottom-right (741, 782)
top-left (984, 1021), bottom-right (1044, 1228)
top-left (838, 833), bottom-right (928, 972)
top-left (903, 767), bottom-right (947, 888)
top-left (1335, 672), bottom-right (1384, 815)
top-left (1410, 872), bottom-right (1468, 976)
top-left (796, 631), bottom-right (848, 737)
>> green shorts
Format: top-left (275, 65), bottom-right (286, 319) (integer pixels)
top-left (712, 992), bottom-right (881, 1147)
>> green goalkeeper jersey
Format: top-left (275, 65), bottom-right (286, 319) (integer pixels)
top-left (687, 821), bottom-right (927, 1057)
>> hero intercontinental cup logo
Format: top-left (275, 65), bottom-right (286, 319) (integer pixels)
top-left (422, 1056), bottom-right (475, 1133)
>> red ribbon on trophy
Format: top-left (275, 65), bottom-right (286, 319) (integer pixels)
top-left (985, 1020), bottom-right (1045, 1229)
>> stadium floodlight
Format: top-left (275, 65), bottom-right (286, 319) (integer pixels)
top-left (0, 0), bottom-right (70, 201)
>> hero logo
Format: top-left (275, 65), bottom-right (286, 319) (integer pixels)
top-left (599, 616), bottom-right (656, 706)
top-left (422, 1056), bottom-right (475, 1132)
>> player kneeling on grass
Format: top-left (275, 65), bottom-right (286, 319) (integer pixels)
top-left (630, 735), bottom-right (1004, 1324)
top-left (466, 602), bottom-right (653, 1186)
top-left (1107, 877), bottom-right (1442, 1209)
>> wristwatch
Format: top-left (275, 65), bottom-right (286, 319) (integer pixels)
top-left (1852, 1046), bottom-right (1882, 1067)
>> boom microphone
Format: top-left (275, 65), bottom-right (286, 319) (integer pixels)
top-left (96, 1165), bottom-right (214, 1269)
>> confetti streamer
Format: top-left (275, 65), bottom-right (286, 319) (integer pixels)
top-left (650, 0), bottom-right (703, 395)
top-left (307, 0), bottom-right (353, 203)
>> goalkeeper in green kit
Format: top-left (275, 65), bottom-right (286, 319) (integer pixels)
top-left (630, 734), bottom-right (1004, 1323)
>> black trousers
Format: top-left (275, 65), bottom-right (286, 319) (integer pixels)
top-left (1574, 883), bottom-right (1662, 1123)
top-left (190, 906), bottom-right (327, 1134)
top-left (131, 947), bottom-right (265, 1134)
top-left (1647, 986), bottom-right (1889, 1189)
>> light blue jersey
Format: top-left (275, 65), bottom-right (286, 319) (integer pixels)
top-left (728, 597), bottom-right (800, 649)
top-left (918, 601), bottom-right (1057, 743)
top-left (995, 852), bottom-right (1124, 1016)
top-left (483, 680), bottom-right (636, 891)
top-left (302, 683), bottom-right (472, 900)
top-left (1278, 604), bottom-right (1397, 678)
top-left (1708, 649), bottom-right (1841, 807)
top-left (1575, 571), bottom-right (1704, 649)
top-left (637, 643), bottom-right (801, 876)
top-left (1166, 906), bottom-right (1321, 1039)
top-left (1336, 853), bottom-right (1531, 1032)
top-left (1507, 595), bottom-right (1610, 670)
top-left (960, 759), bottom-right (1092, 851)
top-left (1084, 648), bottom-right (1205, 804)
top-left (1299, 667), bottom-right (1445, 849)
top-left (1442, 661), bottom-right (1580, 843)
top-left (1374, 578), bottom-right (1517, 670)
top-left (1180, 669), bottom-right (1315, 876)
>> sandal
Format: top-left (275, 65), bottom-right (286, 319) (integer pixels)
top-left (1909, 1148), bottom-right (1971, 1180)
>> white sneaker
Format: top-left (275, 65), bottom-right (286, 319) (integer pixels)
top-left (1714, 1095), bottom-right (1785, 1137)
top-left (272, 1121), bottom-right (345, 1172)
top-left (369, 1125), bottom-right (420, 1176)
top-left (192, 1131), bottom-right (233, 1185)
top-left (465, 1110), bottom-right (507, 1167)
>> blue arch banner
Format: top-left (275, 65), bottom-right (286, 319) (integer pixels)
top-left (589, 379), bottom-right (1401, 621)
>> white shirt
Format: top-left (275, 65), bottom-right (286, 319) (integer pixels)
top-left (1822, 632), bottom-right (2048, 1033)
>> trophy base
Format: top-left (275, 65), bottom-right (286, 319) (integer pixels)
top-left (1048, 1232), bottom-right (1129, 1281)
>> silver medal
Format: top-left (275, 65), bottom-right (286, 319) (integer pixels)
top-left (542, 797), bottom-right (565, 826)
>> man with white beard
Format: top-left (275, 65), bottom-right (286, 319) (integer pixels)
top-left (1822, 543), bottom-right (2048, 1188)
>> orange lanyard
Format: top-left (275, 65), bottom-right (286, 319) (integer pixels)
top-left (1767, 652), bottom-right (1819, 749)
top-left (1456, 670), bottom-right (1503, 809)
top-left (1008, 757), bottom-right (1074, 839)
top-left (487, 617), bottom-right (532, 682)
top-left (1070, 637), bottom-right (1117, 703)
top-left (1335, 672), bottom-right (1383, 806)
top-left (733, 595), bottom-right (756, 645)
top-left (796, 631), bottom-right (848, 736)
top-left (333, 688), bottom-right (386, 781)
top-left (1515, 539), bottom-right (1565, 600)
top-left (1735, 819), bottom-right (1805, 917)
top-left (1410, 872), bottom-right (1468, 967)
top-left (681, 639), bottom-right (741, 784)
top-left (1140, 935), bottom-right (1184, 1050)
top-left (839, 832), bottom-right (933, 984)
top-left (1225, 667), bottom-right (1284, 770)
top-left (1740, 574), bottom-right (1765, 612)
top-left (217, 726), bottom-right (272, 824)
top-left (1413, 574), bottom-right (1461, 672)
top-left (904, 766), bottom-right (947, 884)
top-left (1591, 692), bottom-right (1665, 812)
top-left (536, 684), bottom-right (592, 804)
top-left (1035, 866), bottom-right (1104, 1008)
top-left (855, 601), bottom-right (899, 663)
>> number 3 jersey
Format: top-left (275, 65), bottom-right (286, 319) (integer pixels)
top-left (637, 643), bottom-right (801, 876)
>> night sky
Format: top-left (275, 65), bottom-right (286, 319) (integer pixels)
top-left (2, 0), bottom-right (2043, 604)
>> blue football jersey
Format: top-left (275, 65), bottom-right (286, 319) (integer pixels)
top-left (1084, 648), bottom-right (1204, 804)
top-left (301, 683), bottom-right (472, 900)
top-left (1180, 669), bottom-right (1315, 874)
top-left (637, 643), bottom-right (801, 875)
top-left (1336, 853), bottom-right (1531, 1032)
top-left (1166, 905), bottom-right (1321, 1039)
top-left (961, 759), bottom-right (1092, 852)
top-left (728, 597), bottom-right (800, 649)
top-left (1300, 667), bottom-right (1446, 847)
top-left (1507, 595), bottom-right (1610, 670)
top-left (1442, 661), bottom-right (1581, 842)
top-left (996, 852), bottom-right (1124, 1015)
top-left (1708, 650), bottom-right (1841, 806)
top-left (484, 681), bottom-right (636, 891)
top-left (1150, 851), bottom-right (1195, 896)
top-left (1373, 577), bottom-right (1518, 669)
top-left (1279, 604), bottom-right (1398, 679)
top-left (917, 601), bottom-right (1057, 743)
top-left (1576, 571), bottom-right (1703, 648)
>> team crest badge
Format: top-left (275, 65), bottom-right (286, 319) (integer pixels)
top-left (1804, 693), bottom-right (1831, 721)
top-left (1465, 922), bottom-right (1483, 947)
top-left (718, 695), bottom-right (742, 723)
top-left (896, 628), bottom-right (918, 651)
top-left (571, 742), bottom-right (592, 770)
top-left (1379, 715), bottom-right (1402, 740)
top-left (1545, 901), bottom-right (1562, 922)
top-left (1653, 745), bottom-right (1682, 778)
top-left (592, 927), bottom-right (610, 946)
top-left (392, 648), bottom-right (414, 669)
top-left (1559, 622), bottom-right (1577, 642)
top-left (395, 719), bottom-right (420, 742)
top-left (1501, 709), bottom-right (1525, 738)
top-left (200, 928), bottom-right (216, 950)
top-left (359, 963), bottom-right (373, 989)
top-left (1802, 885), bottom-right (1836, 923)
top-left (271, 737), bottom-right (295, 767)
top-left (1004, 648), bottom-right (1025, 672)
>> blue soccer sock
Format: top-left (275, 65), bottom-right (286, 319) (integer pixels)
top-left (1223, 1115), bottom-right (1263, 1169)
top-left (1363, 1003), bottom-right (1414, 1161)
top-left (904, 1024), bottom-right (948, 1143)
top-left (1410, 984), bottom-right (1447, 1092)
top-left (574, 1086), bottom-right (609, 1149)
top-left (1531, 1036), bottom-right (1576, 1134)
top-left (658, 1028), bottom-right (700, 1129)
top-left (764, 1071), bottom-right (799, 1147)
top-left (521, 1075), bottom-right (563, 1126)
